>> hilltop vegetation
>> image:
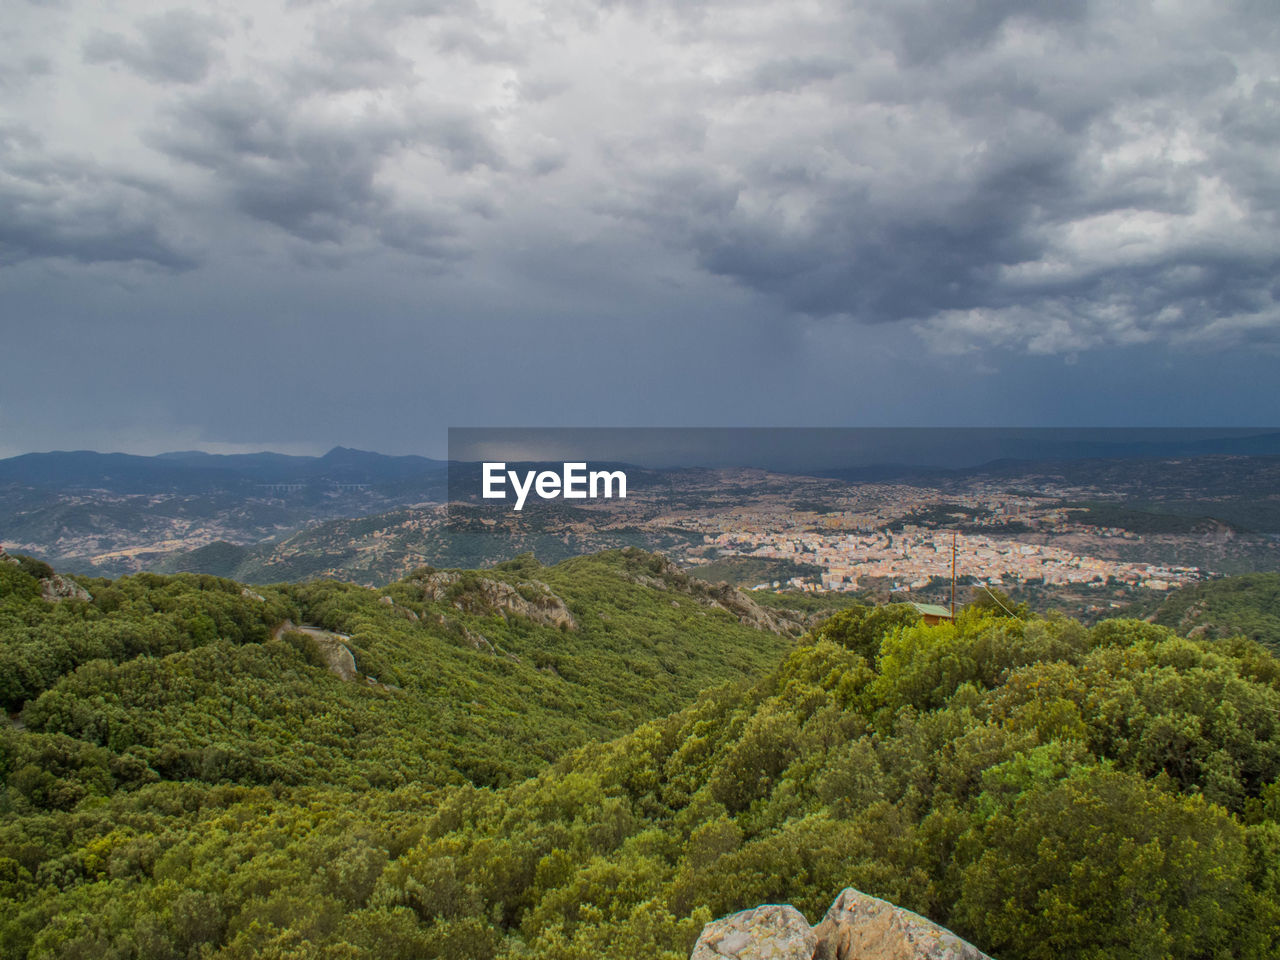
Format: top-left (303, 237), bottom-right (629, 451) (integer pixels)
top-left (1148, 572), bottom-right (1280, 649)
top-left (357, 608), bottom-right (1280, 959)
top-left (3, 556), bottom-right (1280, 958)
top-left (1063, 501), bottom-right (1247, 535)
top-left (153, 505), bottom-right (707, 586)
top-left (0, 549), bottom-right (793, 797)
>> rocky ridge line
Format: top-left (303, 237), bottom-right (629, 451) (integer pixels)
top-left (409, 570), bottom-right (578, 631)
top-left (618, 550), bottom-right (804, 635)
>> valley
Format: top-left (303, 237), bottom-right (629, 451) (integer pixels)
top-left (5, 450), bottom-right (1268, 627)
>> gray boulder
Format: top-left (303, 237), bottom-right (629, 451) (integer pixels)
top-left (690, 904), bottom-right (817, 959)
top-left (689, 888), bottom-right (992, 960)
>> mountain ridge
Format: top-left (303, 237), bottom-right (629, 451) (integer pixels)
top-left (0, 446), bottom-right (447, 491)
top-left (4, 549), bottom-right (1280, 957)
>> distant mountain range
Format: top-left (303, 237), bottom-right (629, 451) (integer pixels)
top-left (0, 446), bottom-right (447, 494)
top-left (5, 437), bottom-right (1280, 582)
top-left (0, 448), bottom-right (451, 578)
top-left (6, 430), bottom-right (1280, 495)
top-left (449, 426), bottom-right (1280, 474)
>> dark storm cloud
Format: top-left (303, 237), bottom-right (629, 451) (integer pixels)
top-left (148, 80), bottom-right (494, 257)
top-left (0, 126), bottom-right (195, 269)
top-left (639, 140), bottom-right (1078, 323)
top-left (1215, 78), bottom-right (1280, 214)
top-left (878, 0), bottom-right (1090, 67)
top-left (3, 0), bottom-right (1279, 439)
top-left (589, 0), bottom-right (1280, 352)
top-left (601, 103), bottom-right (1079, 323)
top-left (82, 10), bottom-right (226, 84)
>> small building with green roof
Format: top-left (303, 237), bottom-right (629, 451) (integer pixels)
top-left (909, 601), bottom-right (954, 625)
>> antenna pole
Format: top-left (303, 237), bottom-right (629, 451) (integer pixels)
top-left (951, 530), bottom-right (957, 619)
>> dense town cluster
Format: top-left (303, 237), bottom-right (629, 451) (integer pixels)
top-left (660, 480), bottom-right (1205, 595)
top-left (708, 527), bottom-right (1199, 593)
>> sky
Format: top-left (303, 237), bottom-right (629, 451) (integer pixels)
top-left (2, 0), bottom-right (1278, 458)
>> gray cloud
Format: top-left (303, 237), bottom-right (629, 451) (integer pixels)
top-left (3, 0), bottom-right (1280, 457)
top-left (877, 0), bottom-right (1090, 67)
top-left (12, 0), bottom-right (1280, 352)
top-left (0, 126), bottom-right (195, 268)
top-left (590, 0), bottom-right (1280, 352)
top-left (0, 54), bottom-right (52, 91)
top-left (434, 25), bottom-right (524, 65)
top-left (148, 80), bottom-right (493, 258)
top-left (285, 9), bottom-right (417, 93)
top-left (83, 10), bottom-right (226, 84)
top-left (748, 56), bottom-right (845, 94)
top-left (361, 0), bottom-right (483, 24)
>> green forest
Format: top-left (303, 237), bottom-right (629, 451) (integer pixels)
top-left (3, 550), bottom-right (1280, 958)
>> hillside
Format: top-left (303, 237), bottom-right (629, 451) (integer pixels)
top-left (0, 448), bottom-right (448, 579)
top-left (4, 554), bottom-right (1280, 958)
top-left (155, 505), bottom-right (704, 586)
top-left (1148, 572), bottom-right (1280, 649)
top-left (0, 548), bottom-right (796, 795)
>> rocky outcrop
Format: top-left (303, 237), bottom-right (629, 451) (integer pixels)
top-left (618, 551), bottom-right (802, 635)
top-left (691, 905), bottom-right (816, 959)
top-left (812, 889), bottom-right (990, 960)
top-left (40, 572), bottom-right (93, 603)
top-left (312, 633), bottom-right (358, 682)
top-left (274, 621), bottom-right (359, 683)
top-left (691, 888), bottom-right (991, 960)
top-left (412, 571), bottom-right (577, 631)
top-left (377, 594), bottom-right (420, 621)
top-left (2, 547), bottom-right (92, 602)
top-left (704, 580), bottom-right (799, 634)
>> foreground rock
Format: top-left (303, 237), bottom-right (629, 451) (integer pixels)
top-left (690, 905), bottom-right (816, 959)
top-left (691, 888), bottom-right (991, 960)
top-left (813, 888), bottom-right (990, 960)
